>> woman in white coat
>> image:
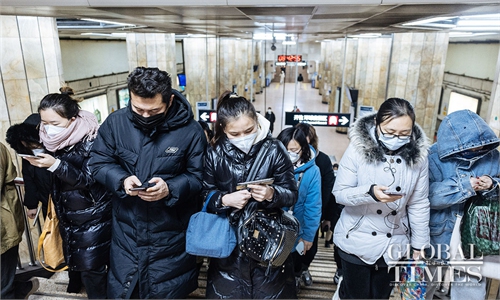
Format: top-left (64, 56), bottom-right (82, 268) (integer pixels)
top-left (332, 98), bottom-right (430, 299)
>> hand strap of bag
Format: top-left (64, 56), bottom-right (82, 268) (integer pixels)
top-left (289, 172), bottom-right (304, 213)
top-left (246, 139), bottom-right (272, 182)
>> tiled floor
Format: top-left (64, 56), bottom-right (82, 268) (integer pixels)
top-left (254, 82), bottom-right (350, 164)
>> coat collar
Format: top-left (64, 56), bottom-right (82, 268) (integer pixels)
top-left (348, 114), bottom-right (429, 167)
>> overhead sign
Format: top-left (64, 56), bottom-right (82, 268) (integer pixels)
top-left (198, 109), bottom-right (217, 123)
top-left (285, 112), bottom-right (351, 127)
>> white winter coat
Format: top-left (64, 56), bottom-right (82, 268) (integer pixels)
top-left (333, 114), bottom-right (430, 265)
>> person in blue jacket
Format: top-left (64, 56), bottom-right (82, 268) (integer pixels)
top-left (277, 127), bottom-right (321, 293)
top-left (428, 109), bottom-right (500, 300)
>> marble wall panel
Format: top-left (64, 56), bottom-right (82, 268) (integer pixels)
top-left (0, 16), bottom-right (63, 148)
top-left (38, 18), bottom-right (56, 39)
top-left (1, 37), bottom-right (25, 81)
top-left (1, 16), bottom-right (19, 38)
top-left (17, 17), bottom-right (40, 39)
top-left (41, 37), bottom-right (59, 78)
top-left (136, 34), bottom-right (147, 67)
top-left (3, 79), bottom-right (31, 122)
top-left (20, 38), bottom-right (46, 80)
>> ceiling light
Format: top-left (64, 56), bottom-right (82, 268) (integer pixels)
top-left (456, 20), bottom-right (500, 27)
top-left (81, 18), bottom-right (136, 27)
top-left (452, 26), bottom-right (500, 32)
top-left (449, 32), bottom-right (495, 37)
top-left (403, 16), bottom-right (456, 27)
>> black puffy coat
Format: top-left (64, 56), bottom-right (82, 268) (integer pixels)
top-left (89, 90), bottom-right (206, 299)
top-left (51, 139), bottom-right (112, 271)
top-left (203, 134), bottom-right (298, 299)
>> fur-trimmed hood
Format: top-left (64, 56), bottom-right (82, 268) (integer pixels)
top-left (348, 113), bottom-right (429, 166)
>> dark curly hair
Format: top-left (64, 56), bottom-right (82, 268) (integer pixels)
top-left (127, 67), bottom-right (172, 103)
top-left (277, 127), bottom-right (311, 164)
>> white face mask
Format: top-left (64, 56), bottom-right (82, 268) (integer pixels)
top-left (229, 132), bottom-right (257, 154)
top-left (288, 151), bottom-right (300, 164)
top-left (44, 124), bottom-right (66, 138)
top-left (267, 109), bottom-right (272, 114)
top-left (32, 148), bottom-right (45, 156)
top-left (378, 135), bottom-right (410, 151)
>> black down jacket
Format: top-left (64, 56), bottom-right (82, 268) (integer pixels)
top-left (203, 135), bottom-right (298, 299)
top-left (51, 139), bottom-right (112, 271)
top-left (89, 90), bottom-right (206, 299)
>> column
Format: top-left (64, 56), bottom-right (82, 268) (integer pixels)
top-left (387, 32), bottom-right (449, 138)
top-left (354, 38), bottom-right (392, 110)
top-left (126, 33), bottom-right (178, 90)
top-left (0, 16), bottom-right (63, 151)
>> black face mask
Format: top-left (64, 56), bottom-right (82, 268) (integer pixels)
top-left (131, 106), bottom-right (167, 130)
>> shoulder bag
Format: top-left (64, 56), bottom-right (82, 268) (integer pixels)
top-left (238, 139), bottom-right (300, 275)
top-left (461, 192), bottom-right (500, 257)
top-left (37, 196), bottom-right (68, 272)
top-left (186, 191), bottom-right (237, 258)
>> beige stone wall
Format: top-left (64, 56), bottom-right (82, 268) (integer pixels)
top-left (0, 16), bottom-right (63, 158)
top-left (182, 37), bottom-right (217, 107)
top-left (354, 38), bottom-right (392, 110)
top-left (126, 33), bottom-right (178, 90)
top-left (388, 32), bottom-right (449, 138)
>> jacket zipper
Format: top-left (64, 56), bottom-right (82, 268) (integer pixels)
top-left (346, 215), bottom-right (364, 238)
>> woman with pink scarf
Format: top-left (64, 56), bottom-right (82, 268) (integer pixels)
top-left (23, 87), bottom-right (112, 299)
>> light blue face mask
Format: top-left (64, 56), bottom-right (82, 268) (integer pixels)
top-left (378, 135), bottom-right (410, 151)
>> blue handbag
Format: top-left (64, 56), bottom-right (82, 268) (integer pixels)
top-left (186, 192), bottom-right (237, 258)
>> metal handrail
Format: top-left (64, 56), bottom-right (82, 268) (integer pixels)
top-left (14, 178), bottom-right (43, 269)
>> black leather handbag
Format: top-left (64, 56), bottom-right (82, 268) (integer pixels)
top-left (237, 139), bottom-right (300, 275)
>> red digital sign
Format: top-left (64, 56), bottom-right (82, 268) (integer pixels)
top-left (277, 55), bottom-right (302, 62)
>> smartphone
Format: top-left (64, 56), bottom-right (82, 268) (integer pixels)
top-left (18, 154), bottom-right (40, 159)
top-left (296, 241), bottom-right (305, 255)
top-left (129, 182), bottom-right (155, 191)
top-left (384, 190), bottom-right (405, 196)
top-left (236, 178), bottom-right (274, 190)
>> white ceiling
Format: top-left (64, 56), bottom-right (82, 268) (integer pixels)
top-left (0, 0), bottom-right (499, 42)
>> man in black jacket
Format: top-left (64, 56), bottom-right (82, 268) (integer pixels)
top-left (89, 67), bottom-right (206, 299)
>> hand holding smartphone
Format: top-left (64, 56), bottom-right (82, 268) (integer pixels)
top-left (18, 154), bottom-right (40, 159)
top-left (383, 190), bottom-right (405, 196)
top-left (236, 178), bottom-right (274, 191)
top-left (129, 182), bottom-right (155, 191)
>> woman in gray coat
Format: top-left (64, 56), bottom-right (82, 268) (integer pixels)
top-left (332, 98), bottom-right (430, 299)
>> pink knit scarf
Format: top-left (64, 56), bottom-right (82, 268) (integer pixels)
top-left (39, 110), bottom-right (99, 152)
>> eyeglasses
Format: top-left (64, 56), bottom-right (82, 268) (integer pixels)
top-left (378, 125), bottom-right (412, 141)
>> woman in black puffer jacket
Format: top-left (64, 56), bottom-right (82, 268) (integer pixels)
top-left (23, 88), bottom-right (111, 299)
top-left (202, 91), bottom-right (298, 299)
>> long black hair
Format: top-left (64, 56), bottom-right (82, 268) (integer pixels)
top-left (295, 122), bottom-right (319, 151)
top-left (277, 127), bottom-right (311, 164)
top-left (38, 87), bottom-right (81, 119)
top-left (212, 91), bottom-right (258, 146)
top-left (375, 98), bottom-right (415, 127)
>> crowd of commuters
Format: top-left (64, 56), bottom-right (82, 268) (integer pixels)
top-left (1, 66), bottom-right (498, 300)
